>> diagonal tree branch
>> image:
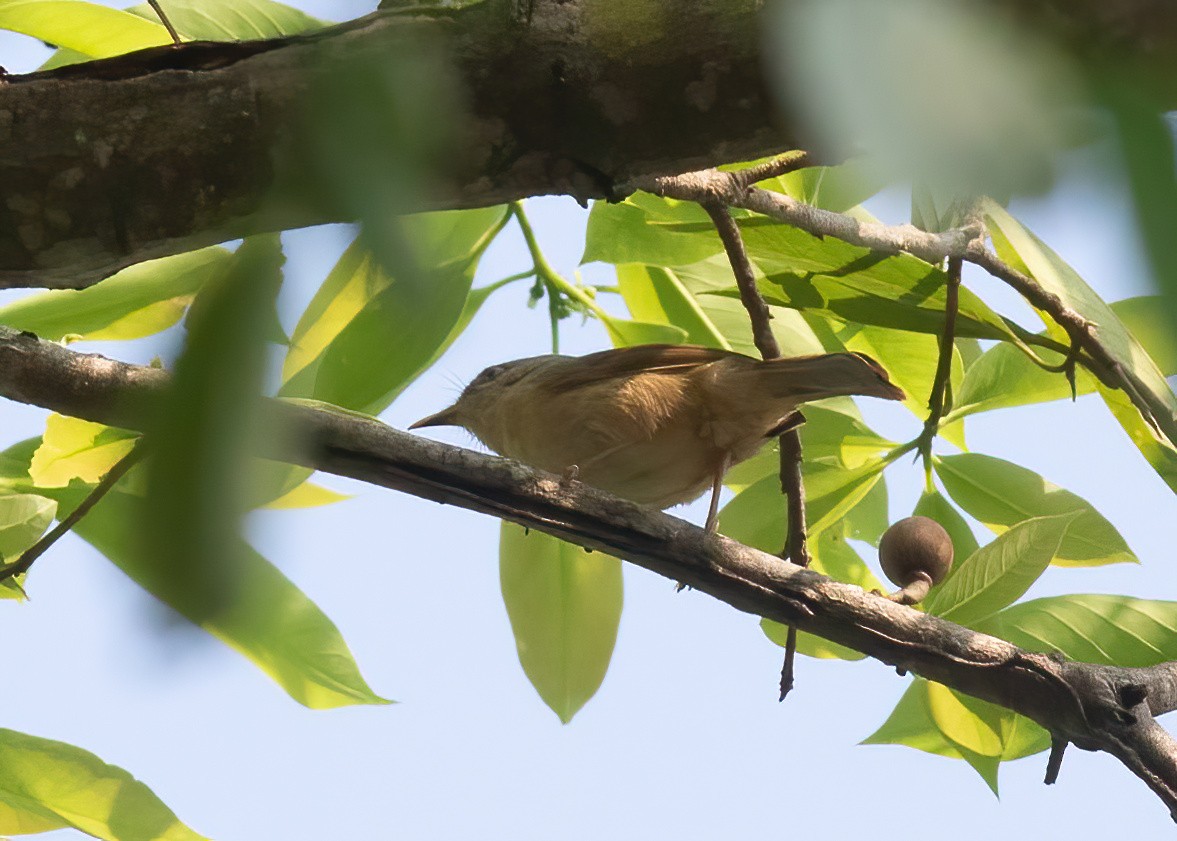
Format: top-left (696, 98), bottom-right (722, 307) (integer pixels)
top-left (634, 166), bottom-right (1176, 449)
top-left (3, 325), bottom-right (1177, 816)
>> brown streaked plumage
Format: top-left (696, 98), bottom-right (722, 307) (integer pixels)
top-left (411, 344), bottom-right (905, 529)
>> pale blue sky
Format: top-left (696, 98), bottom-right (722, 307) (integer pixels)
top-left (1, 4), bottom-right (1174, 838)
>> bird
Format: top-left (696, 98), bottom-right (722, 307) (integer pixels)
top-left (411, 344), bottom-right (905, 530)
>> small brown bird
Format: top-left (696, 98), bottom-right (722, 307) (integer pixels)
top-left (411, 344), bottom-right (905, 530)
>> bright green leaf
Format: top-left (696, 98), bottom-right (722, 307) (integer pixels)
top-left (0, 492), bottom-right (55, 560)
top-left (583, 194), bottom-right (723, 267)
top-left (840, 325), bottom-right (963, 442)
top-left (978, 594), bottom-right (1177, 667)
top-left (1099, 382), bottom-right (1177, 495)
top-left (664, 256), bottom-right (833, 357)
top-left (603, 317), bottom-right (688, 347)
top-left (616, 264), bottom-right (731, 348)
top-left (1, 438), bottom-right (385, 707)
top-left (127, 0), bottom-right (325, 39)
top-left (862, 679), bottom-right (962, 759)
top-left (29, 415), bottom-right (137, 488)
top-left (720, 458), bottom-right (886, 549)
top-left (985, 200), bottom-right (1177, 448)
top-left (923, 513), bottom-right (1076, 627)
top-left (262, 480), bottom-right (350, 510)
top-left (0, 248), bottom-right (231, 341)
top-left (500, 523), bottom-right (623, 723)
top-left (281, 208), bottom-right (508, 414)
top-left (0, 0), bottom-right (170, 57)
top-left (0, 727), bottom-right (206, 840)
top-left (733, 221), bottom-right (1016, 341)
top-left (935, 453), bottom-right (1135, 567)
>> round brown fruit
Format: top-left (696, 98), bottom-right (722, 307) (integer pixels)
top-left (879, 516), bottom-right (954, 592)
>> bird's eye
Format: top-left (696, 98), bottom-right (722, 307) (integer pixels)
top-left (467, 363), bottom-right (509, 392)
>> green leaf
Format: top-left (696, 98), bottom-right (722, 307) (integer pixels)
top-left (977, 594), bottom-right (1177, 667)
top-left (950, 297), bottom-right (1170, 419)
top-left (952, 342), bottom-right (1096, 418)
top-left (281, 208), bottom-right (508, 414)
top-left (663, 256), bottom-right (833, 358)
top-left (912, 488), bottom-right (979, 581)
top-left (723, 403), bottom-right (894, 493)
top-left (862, 679), bottom-right (961, 759)
top-left (29, 415), bottom-right (137, 488)
top-left (0, 248), bottom-right (231, 341)
top-left (126, 0), bottom-right (325, 39)
top-left (1099, 382), bottom-right (1177, 495)
top-left (934, 453), bottom-right (1136, 567)
top-left (53, 481), bottom-right (385, 708)
top-left (500, 523), bottom-right (623, 723)
top-left (603, 317), bottom-right (689, 347)
top-left (583, 194), bottom-right (723, 267)
top-left (843, 469), bottom-right (889, 546)
top-left (733, 222), bottom-right (1016, 340)
top-left (984, 200), bottom-right (1177, 447)
top-left (923, 513), bottom-right (1076, 627)
top-left (0, 492), bottom-right (55, 560)
top-left (864, 678), bottom-right (1048, 794)
top-left (0, 727), bottom-right (206, 840)
top-left (615, 264), bottom-right (732, 348)
top-left (720, 458), bottom-right (886, 549)
top-left (0, 0), bottom-right (170, 57)
top-left (839, 324), bottom-right (964, 441)
top-left (261, 480), bottom-right (350, 510)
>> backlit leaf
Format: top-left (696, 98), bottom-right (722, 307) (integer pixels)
top-left (500, 523), bottom-right (622, 723)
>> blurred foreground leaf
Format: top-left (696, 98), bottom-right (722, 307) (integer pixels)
top-left (0, 438), bottom-right (387, 709)
top-left (142, 236), bottom-right (284, 623)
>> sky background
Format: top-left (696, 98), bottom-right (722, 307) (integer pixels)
top-left (2, 2), bottom-right (1176, 838)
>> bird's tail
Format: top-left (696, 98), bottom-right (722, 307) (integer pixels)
top-left (742, 352), bottom-right (906, 403)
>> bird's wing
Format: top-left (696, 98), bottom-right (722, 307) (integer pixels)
top-left (547, 344), bottom-right (748, 392)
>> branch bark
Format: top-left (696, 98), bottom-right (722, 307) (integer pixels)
top-left (7, 0), bottom-right (1177, 289)
top-left (0, 0), bottom-right (787, 289)
top-left (2, 325), bottom-right (1177, 817)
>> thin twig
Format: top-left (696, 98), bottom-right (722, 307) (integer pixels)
top-left (147, 0), bottom-right (183, 45)
top-left (0, 442), bottom-right (145, 584)
top-left (702, 200), bottom-right (809, 699)
top-left (917, 256), bottom-right (962, 466)
top-left (732, 151), bottom-right (814, 190)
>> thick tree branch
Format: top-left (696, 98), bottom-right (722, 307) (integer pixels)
top-left (0, 0), bottom-right (786, 289)
top-left (3, 325), bottom-right (1177, 816)
top-left (6, 0), bottom-right (1177, 289)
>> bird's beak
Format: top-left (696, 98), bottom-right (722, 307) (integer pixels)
top-left (409, 405), bottom-right (462, 430)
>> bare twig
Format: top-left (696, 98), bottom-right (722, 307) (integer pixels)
top-left (146, 0), bottom-right (183, 45)
top-left (917, 255), bottom-right (962, 465)
top-left (701, 200), bottom-right (809, 699)
top-left (0, 442), bottom-right (145, 583)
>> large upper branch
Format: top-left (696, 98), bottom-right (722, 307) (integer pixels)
top-left (0, 0), bottom-right (786, 289)
top-left (5, 0), bottom-right (1177, 289)
top-left (3, 324), bottom-right (1177, 816)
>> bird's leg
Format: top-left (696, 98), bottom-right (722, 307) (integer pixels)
top-left (703, 452), bottom-right (731, 533)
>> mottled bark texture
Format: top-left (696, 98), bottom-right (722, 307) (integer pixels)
top-left (5, 0), bottom-right (1177, 289)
